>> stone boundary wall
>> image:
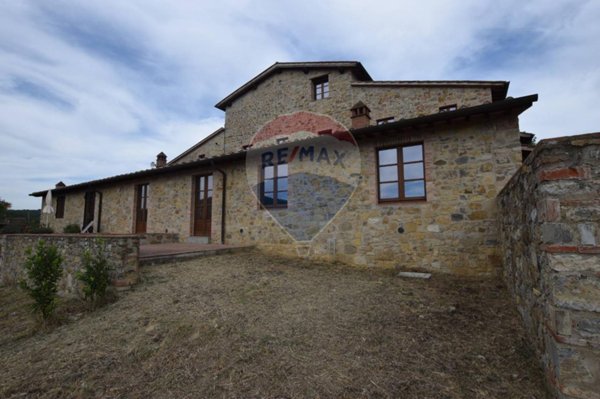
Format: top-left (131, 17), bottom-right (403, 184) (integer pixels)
top-left (497, 133), bottom-right (600, 398)
top-left (0, 234), bottom-right (140, 296)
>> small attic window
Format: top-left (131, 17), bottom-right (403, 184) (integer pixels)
top-left (313, 75), bottom-right (329, 100)
top-left (377, 117), bottom-right (395, 125)
top-left (439, 104), bottom-right (457, 113)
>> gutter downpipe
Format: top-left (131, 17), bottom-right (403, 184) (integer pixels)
top-left (211, 161), bottom-right (227, 244)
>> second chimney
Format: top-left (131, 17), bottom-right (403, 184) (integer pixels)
top-left (350, 101), bottom-right (371, 129)
top-left (156, 152), bottom-right (167, 168)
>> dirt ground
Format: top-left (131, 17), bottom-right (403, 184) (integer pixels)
top-left (0, 251), bottom-right (549, 399)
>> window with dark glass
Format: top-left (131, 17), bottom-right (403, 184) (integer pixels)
top-left (313, 75), bottom-right (329, 100)
top-left (55, 195), bottom-right (65, 219)
top-left (377, 144), bottom-right (425, 202)
top-left (439, 104), bottom-right (457, 112)
top-left (135, 183), bottom-right (149, 234)
top-left (261, 162), bottom-right (288, 208)
top-left (377, 117), bottom-right (395, 125)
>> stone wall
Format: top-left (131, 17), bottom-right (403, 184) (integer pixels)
top-left (139, 233), bottom-right (180, 245)
top-left (172, 130), bottom-right (225, 164)
top-left (222, 68), bottom-right (496, 154)
top-left (497, 133), bottom-right (600, 398)
top-left (45, 167), bottom-right (221, 241)
top-left (0, 234), bottom-right (140, 296)
top-left (223, 69), bottom-right (356, 153)
top-left (351, 84), bottom-right (491, 122)
top-left (47, 191), bottom-right (85, 233)
top-left (100, 184), bottom-right (135, 233)
top-left (46, 184), bottom-right (135, 234)
top-left (45, 112), bottom-right (522, 275)
top-left (46, 110), bottom-right (522, 276)
top-left (222, 113), bottom-right (522, 275)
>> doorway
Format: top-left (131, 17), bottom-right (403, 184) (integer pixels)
top-left (193, 174), bottom-right (212, 236)
top-left (83, 191), bottom-right (95, 232)
top-left (135, 183), bottom-right (148, 234)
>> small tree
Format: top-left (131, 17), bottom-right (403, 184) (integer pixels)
top-left (20, 240), bottom-right (63, 321)
top-left (0, 198), bottom-right (10, 223)
top-left (77, 242), bottom-right (111, 307)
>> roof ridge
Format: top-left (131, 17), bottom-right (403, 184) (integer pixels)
top-left (215, 61), bottom-right (372, 110)
top-left (168, 127), bottom-right (225, 165)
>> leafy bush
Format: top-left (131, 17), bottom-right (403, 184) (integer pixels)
top-left (19, 240), bottom-right (63, 321)
top-left (77, 243), bottom-right (112, 307)
top-left (0, 224), bottom-right (23, 234)
top-left (63, 224), bottom-right (81, 234)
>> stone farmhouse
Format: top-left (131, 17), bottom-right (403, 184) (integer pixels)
top-left (31, 61), bottom-right (538, 276)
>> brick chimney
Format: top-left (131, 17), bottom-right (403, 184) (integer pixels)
top-left (55, 181), bottom-right (66, 188)
top-left (350, 101), bottom-right (371, 129)
top-left (156, 152), bottom-right (167, 168)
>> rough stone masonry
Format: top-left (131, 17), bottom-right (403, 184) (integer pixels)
top-left (0, 234), bottom-right (140, 296)
top-left (498, 132), bottom-right (600, 399)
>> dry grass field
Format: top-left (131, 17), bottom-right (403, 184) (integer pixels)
top-left (0, 251), bottom-right (549, 398)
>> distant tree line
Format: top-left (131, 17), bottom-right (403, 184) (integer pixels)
top-left (0, 198), bottom-right (44, 233)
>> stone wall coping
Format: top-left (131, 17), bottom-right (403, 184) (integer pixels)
top-left (537, 131), bottom-right (600, 146)
top-left (498, 131), bottom-right (600, 197)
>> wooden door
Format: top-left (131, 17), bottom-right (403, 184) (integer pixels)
top-left (83, 192), bottom-right (95, 232)
top-left (193, 175), bottom-right (212, 236)
top-left (135, 184), bottom-right (148, 234)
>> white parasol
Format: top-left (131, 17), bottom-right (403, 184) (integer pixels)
top-left (42, 189), bottom-right (55, 227)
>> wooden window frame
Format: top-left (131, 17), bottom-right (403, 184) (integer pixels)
top-left (376, 143), bottom-right (426, 203)
top-left (55, 195), bottom-right (65, 219)
top-left (260, 162), bottom-right (288, 209)
top-left (312, 75), bottom-right (329, 100)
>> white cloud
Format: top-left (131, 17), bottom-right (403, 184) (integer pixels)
top-left (0, 0), bottom-right (598, 208)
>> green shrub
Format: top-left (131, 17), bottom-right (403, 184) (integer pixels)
top-left (63, 224), bottom-right (81, 234)
top-left (77, 243), bottom-right (112, 307)
top-left (19, 240), bottom-right (63, 321)
top-left (0, 224), bottom-right (23, 234)
top-left (27, 226), bottom-right (54, 234)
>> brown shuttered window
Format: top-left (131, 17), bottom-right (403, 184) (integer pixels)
top-left (55, 195), bottom-right (65, 219)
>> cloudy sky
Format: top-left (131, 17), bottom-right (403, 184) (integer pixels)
top-left (1, 0), bottom-right (599, 209)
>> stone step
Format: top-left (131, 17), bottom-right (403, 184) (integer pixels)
top-left (186, 236), bottom-right (209, 244)
top-left (139, 245), bottom-right (254, 267)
